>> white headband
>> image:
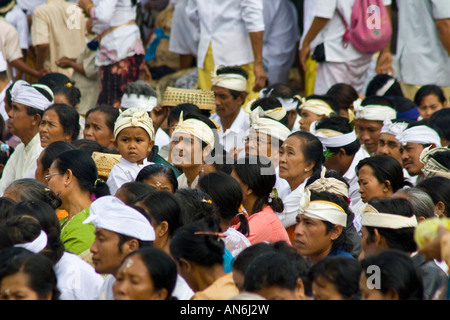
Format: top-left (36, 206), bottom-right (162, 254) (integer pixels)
top-left (376, 78), bottom-right (396, 96)
top-left (298, 98), bottom-right (334, 116)
top-left (249, 107), bottom-right (292, 142)
top-left (114, 107), bottom-right (155, 140)
top-left (380, 117), bottom-right (409, 136)
top-left (212, 65), bottom-right (247, 92)
top-left (172, 111), bottom-right (215, 147)
top-left (14, 230), bottom-right (48, 253)
top-left (244, 98), bottom-right (287, 121)
top-left (353, 98), bottom-right (396, 121)
top-left (309, 121), bottom-right (357, 148)
top-left (306, 167), bottom-right (349, 199)
top-left (297, 189), bottom-right (347, 227)
top-left (84, 196), bottom-right (155, 241)
top-left (395, 125), bottom-right (441, 147)
top-left (360, 203), bottom-right (417, 229)
top-left (121, 93), bottom-right (158, 112)
top-left (259, 88), bottom-right (300, 112)
top-left (10, 80), bottom-right (53, 111)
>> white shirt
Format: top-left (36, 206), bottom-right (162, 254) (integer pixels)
top-left (185, 0), bottom-right (265, 68)
top-left (16, 0), bottom-right (46, 13)
top-left (275, 166), bottom-right (290, 201)
top-left (95, 274), bottom-right (115, 300)
top-left (210, 108), bottom-right (250, 155)
top-left (223, 226), bottom-right (251, 258)
top-left (279, 177), bottom-right (309, 229)
top-left (309, 0), bottom-right (391, 63)
top-left (396, 0), bottom-right (450, 86)
top-left (262, 0), bottom-right (299, 84)
top-left (54, 252), bottom-right (104, 300)
top-left (0, 81), bottom-right (12, 123)
top-left (169, 0), bottom-right (199, 56)
top-left (5, 5), bottom-right (29, 49)
top-left (0, 132), bottom-right (43, 195)
top-left (106, 157), bottom-right (154, 195)
top-left (173, 274), bottom-right (194, 300)
top-left (176, 172), bottom-right (199, 189)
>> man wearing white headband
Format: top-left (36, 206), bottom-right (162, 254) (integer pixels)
top-left (310, 116), bottom-right (369, 220)
top-left (85, 195), bottom-right (155, 300)
top-left (0, 79), bottom-right (53, 194)
top-left (359, 197), bottom-right (447, 299)
top-left (354, 96), bottom-right (397, 155)
top-left (0, 51), bottom-right (11, 123)
top-left (294, 189), bottom-right (353, 265)
top-left (186, 0), bottom-right (266, 100)
top-left (245, 106), bottom-right (292, 199)
top-left (106, 107), bottom-right (155, 195)
top-left (210, 65), bottom-right (250, 156)
top-left (397, 123), bottom-right (442, 183)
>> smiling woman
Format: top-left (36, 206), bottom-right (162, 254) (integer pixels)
top-left (39, 104), bottom-right (80, 148)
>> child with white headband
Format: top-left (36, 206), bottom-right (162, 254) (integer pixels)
top-left (106, 107), bottom-right (155, 195)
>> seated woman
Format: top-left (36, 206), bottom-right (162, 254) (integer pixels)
top-left (231, 155), bottom-right (290, 246)
top-left (83, 105), bottom-right (120, 151)
top-left (356, 154), bottom-right (412, 204)
top-left (136, 163), bottom-right (178, 193)
top-left (39, 104), bottom-right (80, 148)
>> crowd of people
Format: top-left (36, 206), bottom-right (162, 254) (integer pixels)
top-left (0, 0), bottom-right (449, 302)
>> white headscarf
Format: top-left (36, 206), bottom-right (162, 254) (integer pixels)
top-left (309, 121), bottom-right (357, 148)
top-left (172, 111), bottom-right (215, 147)
top-left (244, 98), bottom-right (287, 121)
top-left (121, 93), bottom-right (158, 112)
top-left (419, 146), bottom-right (450, 179)
top-left (353, 98), bottom-right (396, 121)
top-left (14, 230), bottom-right (48, 253)
top-left (259, 88), bottom-right (300, 112)
top-left (249, 107), bottom-right (292, 142)
top-left (306, 167), bottom-right (349, 199)
top-left (298, 97), bottom-right (334, 117)
top-left (360, 203), bottom-right (417, 229)
top-left (211, 65), bottom-right (247, 92)
top-left (84, 196), bottom-right (155, 241)
top-left (113, 107), bottom-right (155, 140)
top-left (10, 80), bottom-right (53, 111)
top-left (380, 117), bottom-right (409, 136)
top-left (395, 125), bottom-right (441, 147)
top-left (297, 189), bottom-right (348, 227)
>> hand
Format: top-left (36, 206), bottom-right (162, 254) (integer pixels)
top-left (55, 57), bottom-right (75, 69)
top-left (299, 42), bottom-right (311, 72)
top-left (375, 50), bottom-right (394, 75)
top-left (37, 67), bottom-right (50, 79)
top-left (252, 62), bottom-right (267, 92)
top-left (78, 0), bottom-right (93, 14)
top-left (150, 105), bottom-right (169, 131)
top-left (139, 62), bottom-right (152, 82)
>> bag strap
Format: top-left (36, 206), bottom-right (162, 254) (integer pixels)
top-left (335, 6), bottom-right (350, 48)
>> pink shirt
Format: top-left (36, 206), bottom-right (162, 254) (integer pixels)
top-left (236, 206), bottom-right (291, 246)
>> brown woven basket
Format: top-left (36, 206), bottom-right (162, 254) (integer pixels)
top-left (161, 86), bottom-right (216, 111)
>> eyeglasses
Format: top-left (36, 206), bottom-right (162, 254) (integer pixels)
top-left (45, 172), bottom-right (65, 182)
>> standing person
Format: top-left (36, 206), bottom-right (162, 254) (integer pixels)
top-left (278, 131), bottom-right (324, 240)
top-left (106, 107), bottom-right (155, 195)
top-left (31, 0), bottom-right (86, 78)
top-left (77, 0), bottom-right (148, 108)
top-left (231, 155), bottom-right (290, 246)
top-left (169, 220), bottom-right (240, 300)
top-left (395, 0), bottom-right (450, 101)
top-left (83, 195), bottom-right (155, 300)
top-left (299, 0), bottom-right (393, 95)
top-left (0, 80), bottom-right (53, 194)
top-left (46, 149), bottom-right (110, 255)
top-left (185, 0), bottom-right (266, 101)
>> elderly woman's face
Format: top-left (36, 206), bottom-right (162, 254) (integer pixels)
top-left (278, 135), bottom-right (313, 184)
top-left (83, 111), bottom-right (115, 149)
top-left (39, 109), bottom-right (71, 148)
